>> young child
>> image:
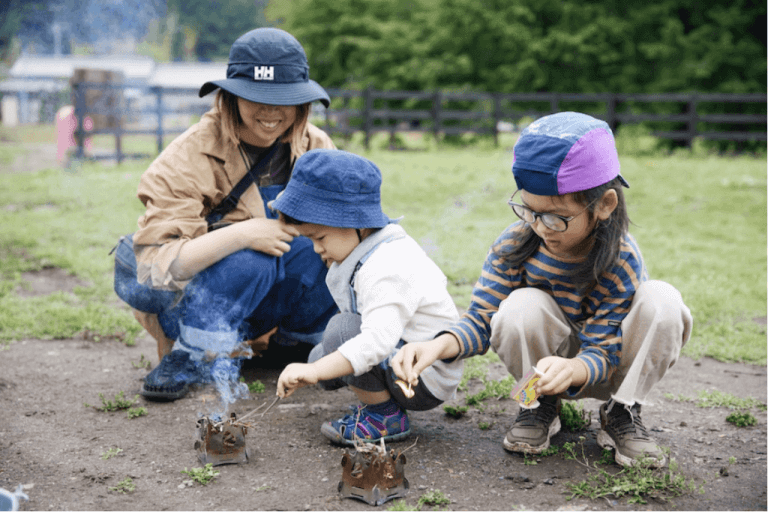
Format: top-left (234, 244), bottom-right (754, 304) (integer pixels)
top-left (271, 148), bottom-right (464, 445)
top-left (392, 112), bottom-right (692, 468)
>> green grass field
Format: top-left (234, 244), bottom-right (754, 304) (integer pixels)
top-left (0, 127), bottom-right (765, 365)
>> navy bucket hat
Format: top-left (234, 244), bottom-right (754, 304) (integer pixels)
top-left (199, 28), bottom-right (330, 107)
top-left (271, 149), bottom-right (390, 229)
top-left (512, 112), bottom-right (629, 196)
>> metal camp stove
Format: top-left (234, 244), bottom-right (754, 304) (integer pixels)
top-left (338, 442), bottom-right (409, 506)
top-left (194, 412), bottom-right (249, 466)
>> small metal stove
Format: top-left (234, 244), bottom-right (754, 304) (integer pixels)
top-left (194, 412), bottom-right (249, 466)
top-left (338, 444), bottom-right (409, 506)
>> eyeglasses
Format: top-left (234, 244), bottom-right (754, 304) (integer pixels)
top-left (507, 190), bottom-right (597, 232)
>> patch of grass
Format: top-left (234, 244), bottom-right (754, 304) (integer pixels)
top-left (386, 499), bottom-right (417, 511)
top-left (665, 390), bottom-right (766, 410)
top-left (85, 391), bottom-right (137, 412)
top-left (131, 354), bottom-right (151, 370)
top-left (181, 463), bottom-right (220, 486)
top-left (417, 489), bottom-right (451, 509)
top-left (127, 406), bottom-right (147, 419)
top-left (100, 447), bottom-right (123, 460)
top-left (465, 375), bottom-right (515, 406)
top-left (725, 411), bottom-right (757, 427)
top-left (109, 477), bottom-right (135, 494)
top-left (239, 377), bottom-right (265, 394)
top-left (477, 421), bottom-right (492, 430)
top-left (443, 404), bottom-right (469, 418)
top-left (560, 401), bottom-right (592, 431)
top-left (563, 438), bottom-right (701, 505)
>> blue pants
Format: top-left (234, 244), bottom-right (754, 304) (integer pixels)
top-left (122, 185), bottom-right (337, 356)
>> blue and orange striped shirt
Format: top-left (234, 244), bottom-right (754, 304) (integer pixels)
top-left (445, 221), bottom-right (647, 388)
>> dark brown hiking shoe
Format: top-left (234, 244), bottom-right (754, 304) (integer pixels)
top-left (503, 395), bottom-right (561, 454)
top-left (597, 399), bottom-right (666, 468)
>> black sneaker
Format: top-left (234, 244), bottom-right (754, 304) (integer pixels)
top-left (503, 395), bottom-right (561, 454)
top-left (597, 399), bottom-right (666, 468)
top-left (140, 350), bottom-right (204, 401)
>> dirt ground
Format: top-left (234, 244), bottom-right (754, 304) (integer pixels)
top-left (0, 268), bottom-right (766, 512)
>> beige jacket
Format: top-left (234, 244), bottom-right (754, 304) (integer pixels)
top-left (133, 107), bottom-right (335, 291)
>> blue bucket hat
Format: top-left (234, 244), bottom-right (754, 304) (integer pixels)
top-left (271, 149), bottom-right (390, 229)
top-left (512, 112), bottom-right (629, 196)
top-left (199, 28), bottom-right (330, 107)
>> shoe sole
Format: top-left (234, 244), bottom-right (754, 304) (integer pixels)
top-left (319, 422), bottom-right (411, 447)
top-left (596, 429), bottom-right (666, 468)
top-left (503, 417), bottom-right (561, 454)
top-left (139, 382), bottom-right (190, 401)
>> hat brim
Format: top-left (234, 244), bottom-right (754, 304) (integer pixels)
top-left (199, 78), bottom-right (330, 108)
top-left (271, 187), bottom-right (390, 229)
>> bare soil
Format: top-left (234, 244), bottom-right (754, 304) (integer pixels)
top-left (0, 268), bottom-right (766, 511)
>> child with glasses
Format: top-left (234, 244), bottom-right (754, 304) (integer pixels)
top-left (392, 112), bottom-right (692, 468)
top-left (271, 149), bottom-right (463, 446)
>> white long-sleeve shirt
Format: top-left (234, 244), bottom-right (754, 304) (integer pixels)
top-left (326, 223), bottom-right (463, 401)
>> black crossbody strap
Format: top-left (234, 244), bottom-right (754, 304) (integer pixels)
top-left (205, 140), bottom-right (281, 226)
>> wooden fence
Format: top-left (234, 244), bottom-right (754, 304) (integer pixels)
top-left (71, 83), bottom-right (767, 161)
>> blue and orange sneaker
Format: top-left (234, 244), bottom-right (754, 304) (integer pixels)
top-left (320, 400), bottom-right (410, 446)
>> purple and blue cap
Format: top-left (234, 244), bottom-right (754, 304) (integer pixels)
top-left (512, 112), bottom-right (629, 196)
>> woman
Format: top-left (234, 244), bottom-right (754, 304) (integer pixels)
top-left (121, 27), bottom-right (338, 401)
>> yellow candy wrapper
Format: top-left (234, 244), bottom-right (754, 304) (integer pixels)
top-left (510, 366), bottom-right (544, 408)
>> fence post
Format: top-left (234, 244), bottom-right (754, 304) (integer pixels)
top-left (73, 82), bottom-right (85, 160)
top-left (607, 94), bottom-right (618, 133)
top-left (687, 95), bottom-right (698, 149)
top-left (154, 87), bottom-right (164, 154)
top-left (432, 90), bottom-right (442, 143)
top-left (363, 86), bottom-right (373, 150)
top-left (492, 93), bottom-right (502, 147)
top-left (115, 84), bottom-right (123, 164)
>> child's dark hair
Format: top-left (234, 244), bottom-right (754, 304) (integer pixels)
top-left (280, 212), bottom-right (304, 225)
top-left (495, 177), bottom-right (630, 288)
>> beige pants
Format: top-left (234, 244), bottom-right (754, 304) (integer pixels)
top-left (489, 280), bottom-right (693, 406)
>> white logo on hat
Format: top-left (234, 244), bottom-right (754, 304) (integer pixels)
top-left (254, 66), bottom-right (274, 80)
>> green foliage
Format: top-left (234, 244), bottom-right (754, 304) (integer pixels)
top-left (181, 463), bottom-right (220, 486)
top-left (666, 390), bottom-right (767, 410)
top-left (540, 445), bottom-right (561, 457)
top-left (386, 499), bottom-right (417, 511)
top-left (477, 421), bottom-right (492, 430)
top-left (465, 375), bottom-right (515, 406)
top-left (85, 391), bottom-right (137, 412)
top-left (132, 354), bottom-right (152, 370)
top-left (443, 404), bottom-right (469, 418)
top-left (269, 0), bottom-right (765, 95)
top-left (100, 447), bottom-right (123, 460)
top-left (127, 407), bottom-right (148, 419)
top-left (240, 377), bottom-right (266, 394)
top-left (560, 401), bottom-right (592, 431)
top-left (417, 489), bottom-right (451, 509)
top-left (725, 411), bottom-right (757, 427)
top-left (109, 477), bottom-right (136, 494)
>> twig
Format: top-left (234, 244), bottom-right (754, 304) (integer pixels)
top-left (259, 395), bottom-right (281, 418)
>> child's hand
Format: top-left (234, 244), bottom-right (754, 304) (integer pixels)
top-left (391, 334), bottom-right (460, 387)
top-left (535, 356), bottom-right (588, 396)
top-left (276, 363), bottom-right (319, 398)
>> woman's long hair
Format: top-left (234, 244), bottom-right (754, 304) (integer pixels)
top-left (216, 90), bottom-right (310, 162)
top-left (496, 177), bottom-right (630, 289)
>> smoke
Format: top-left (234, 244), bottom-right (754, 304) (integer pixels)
top-left (17, 0), bottom-right (166, 55)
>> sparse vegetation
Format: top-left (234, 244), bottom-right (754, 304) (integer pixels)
top-left (84, 391), bottom-right (137, 412)
top-left (181, 463), bottom-right (220, 486)
top-left (100, 447), bottom-right (123, 460)
top-left (443, 404), bottom-right (469, 418)
top-left (726, 411), bottom-right (757, 427)
top-left (131, 354), bottom-right (151, 370)
top-left (240, 377), bottom-right (265, 394)
top-left (417, 489), bottom-right (451, 509)
top-left (560, 401), bottom-right (591, 431)
top-left (127, 406), bottom-right (148, 419)
top-left (665, 390), bottom-right (766, 411)
top-left (109, 477), bottom-right (135, 494)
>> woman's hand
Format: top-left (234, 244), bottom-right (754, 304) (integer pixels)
top-left (238, 218), bottom-right (300, 257)
top-left (391, 333), bottom-right (460, 387)
top-left (276, 363), bottom-right (319, 398)
top-left (535, 356), bottom-right (588, 396)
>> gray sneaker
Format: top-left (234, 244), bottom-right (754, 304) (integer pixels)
top-left (503, 395), bottom-right (561, 454)
top-left (597, 400), bottom-right (666, 468)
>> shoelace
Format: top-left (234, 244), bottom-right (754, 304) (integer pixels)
top-left (516, 399), bottom-right (558, 427)
top-left (609, 405), bottom-right (651, 440)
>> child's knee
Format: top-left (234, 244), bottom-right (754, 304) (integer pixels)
top-left (632, 280), bottom-right (693, 344)
top-left (491, 287), bottom-right (559, 343)
top-left (320, 312), bottom-right (363, 353)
